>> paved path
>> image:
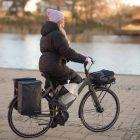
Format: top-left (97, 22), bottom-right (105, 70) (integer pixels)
top-left (0, 68), bottom-right (140, 140)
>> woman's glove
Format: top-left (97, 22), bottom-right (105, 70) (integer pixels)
top-left (85, 57), bottom-right (93, 64)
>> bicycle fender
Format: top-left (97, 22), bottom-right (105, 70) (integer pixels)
top-left (78, 106), bottom-right (81, 118)
top-left (8, 96), bottom-right (17, 108)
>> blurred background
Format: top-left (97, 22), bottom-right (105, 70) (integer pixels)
top-left (0, 0), bottom-right (140, 75)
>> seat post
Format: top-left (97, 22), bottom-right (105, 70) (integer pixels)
top-left (49, 79), bottom-right (55, 94)
top-left (41, 72), bottom-right (55, 94)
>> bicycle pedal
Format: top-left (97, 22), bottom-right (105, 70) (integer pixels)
top-left (50, 121), bottom-right (58, 128)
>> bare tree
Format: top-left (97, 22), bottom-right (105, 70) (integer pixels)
top-left (7, 0), bottom-right (29, 15)
top-left (0, 0), bottom-right (2, 9)
top-left (42, 0), bottom-right (65, 10)
top-left (73, 0), bottom-right (102, 23)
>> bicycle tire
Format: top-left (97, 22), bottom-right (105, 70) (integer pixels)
top-left (79, 86), bottom-right (120, 132)
top-left (8, 97), bottom-right (51, 138)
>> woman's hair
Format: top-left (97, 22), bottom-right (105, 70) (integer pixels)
top-left (58, 25), bottom-right (70, 45)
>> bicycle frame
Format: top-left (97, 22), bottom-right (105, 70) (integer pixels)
top-left (78, 68), bottom-right (103, 111)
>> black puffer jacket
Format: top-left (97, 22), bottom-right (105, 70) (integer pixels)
top-left (39, 21), bottom-right (86, 85)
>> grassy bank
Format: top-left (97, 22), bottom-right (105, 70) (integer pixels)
top-left (0, 15), bottom-right (44, 33)
top-left (0, 15), bottom-right (115, 35)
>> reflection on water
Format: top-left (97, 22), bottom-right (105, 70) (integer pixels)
top-left (0, 33), bottom-right (40, 69)
top-left (0, 33), bottom-right (140, 75)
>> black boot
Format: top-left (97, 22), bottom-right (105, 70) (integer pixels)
top-left (57, 110), bottom-right (69, 126)
top-left (49, 103), bottom-right (58, 128)
top-left (50, 116), bottom-right (58, 128)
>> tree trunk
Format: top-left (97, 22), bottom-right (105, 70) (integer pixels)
top-left (0, 0), bottom-right (2, 9)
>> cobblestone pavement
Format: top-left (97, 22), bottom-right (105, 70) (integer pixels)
top-left (0, 69), bottom-right (140, 140)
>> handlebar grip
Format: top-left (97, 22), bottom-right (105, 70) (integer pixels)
top-left (84, 61), bottom-right (88, 68)
top-left (84, 61), bottom-right (88, 74)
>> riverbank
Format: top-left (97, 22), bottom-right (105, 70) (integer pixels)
top-left (1, 16), bottom-right (140, 36)
top-left (0, 16), bottom-right (115, 35)
top-left (0, 68), bottom-right (140, 140)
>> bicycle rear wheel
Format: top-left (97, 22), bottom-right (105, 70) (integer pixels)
top-left (79, 86), bottom-right (120, 132)
top-left (8, 96), bottom-right (51, 138)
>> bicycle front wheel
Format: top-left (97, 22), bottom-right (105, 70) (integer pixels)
top-left (8, 97), bottom-right (51, 138)
top-left (79, 86), bottom-right (120, 132)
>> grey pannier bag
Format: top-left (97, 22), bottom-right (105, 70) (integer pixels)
top-left (17, 80), bottom-right (42, 115)
top-left (57, 82), bottom-right (79, 109)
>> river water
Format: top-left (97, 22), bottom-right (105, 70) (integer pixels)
top-left (0, 33), bottom-right (140, 75)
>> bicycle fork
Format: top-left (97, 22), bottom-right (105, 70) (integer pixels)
top-left (88, 80), bottom-right (104, 113)
top-left (90, 89), bottom-right (104, 113)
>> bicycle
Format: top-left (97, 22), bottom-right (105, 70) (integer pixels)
top-left (8, 61), bottom-right (120, 138)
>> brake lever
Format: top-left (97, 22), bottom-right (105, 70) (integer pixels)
top-left (87, 63), bottom-right (92, 71)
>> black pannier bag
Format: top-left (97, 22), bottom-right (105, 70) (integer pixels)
top-left (90, 69), bottom-right (115, 86)
top-left (13, 78), bottom-right (36, 110)
top-left (13, 78), bottom-right (36, 97)
top-left (17, 80), bottom-right (42, 115)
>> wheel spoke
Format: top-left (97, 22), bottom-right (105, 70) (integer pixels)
top-left (84, 109), bottom-right (96, 113)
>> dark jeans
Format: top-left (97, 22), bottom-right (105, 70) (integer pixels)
top-left (46, 72), bottom-right (82, 86)
top-left (42, 72), bottom-right (83, 99)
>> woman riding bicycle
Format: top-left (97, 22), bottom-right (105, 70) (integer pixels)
top-left (39, 8), bottom-right (92, 126)
top-left (7, 9), bottom-right (119, 137)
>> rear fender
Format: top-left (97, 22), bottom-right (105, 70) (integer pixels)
top-left (8, 96), bottom-right (17, 108)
